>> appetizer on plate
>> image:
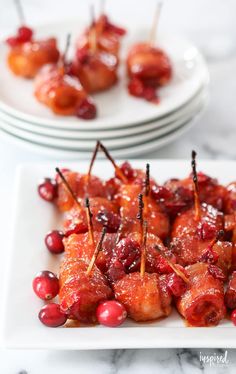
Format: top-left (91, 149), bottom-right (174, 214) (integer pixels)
top-left (34, 36), bottom-right (97, 120)
top-left (34, 142), bottom-right (236, 328)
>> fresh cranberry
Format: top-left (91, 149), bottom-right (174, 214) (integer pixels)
top-left (119, 161), bottom-right (135, 180)
top-left (167, 273), bottom-right (187, 297)
top-left (38, 303), bottom-right (67, 327)
top-left (76, 98), bottom-right (97, 120)
top-left (128, 78), bottom-right (144, 97)
top-left (55, 168), bottom-right (70, 183)
top-left (96, 210), bottom-right (121, 232)
top-left (151, 185), bottom-right (172, 201)
top-left (208, 265), bottom-right (226, 281)
top-left (231, 309), bottom-right (236, 326)
top-left (197, 221), bottom-right (218, 241)
top-left (38, 178), bottom-right (57, 202)
top-left (200, 248), bottom-right (219, 264)
top-left (115, 237), bottom-right (141, 272)
top-left (96, 300), bottom-right (127, 327)
top-left (17, 26), bottom-right (33, 42)
top-left (45, 230), bottom-right (65, 254)
top-left (32, 271), bottom-right (59, 300)
top-left (64, 220), bottom-right (88, 237)
top-left (143, 85), bottom-right (158, 102)
top-left (6, 36), bottom-right (20, 47)
top-left (104, 177), bottom-right (121, 199)
top-left (106, 259), bottom-right (126, 284)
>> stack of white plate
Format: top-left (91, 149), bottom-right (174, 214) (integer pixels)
top-left (0, 21), bottom-right (209, 158)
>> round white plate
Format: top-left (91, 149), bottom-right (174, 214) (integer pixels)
top-left (0, 104), bottom-right (205, 159)
top-left (0, 91), bottom-right (207, 150)
top-left (0, 20), bottom-right (209, 130)
top-left (0, 86), bottom-right (207, 141)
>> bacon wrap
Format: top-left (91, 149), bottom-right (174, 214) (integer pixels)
top-left (7, 38), bottom-right (59, 78)
top-left (119, 184), bottom-right (170, 240)
top-left (225, 271), bottom-right (236, 309)
top-left (59, 258), bottom-right (112, 323)
top-left (75, 14), bottom-right (126, 57)
top-left (125, 232), bottom-right (176, 274)
top-left (56, 171), bottom-right (106, 211)
top-left (72, 52), bottom-right (118, 93)
top-left (114, 272), bottom-right (172, 321)
top-left (127, 43), bottom-right (172, 87)
top-left (176, 263), bottom-right (225, 326)
top-left (164, 172), bottom-right (227, 212)
top-left (63, 197), bottom-right (120, 235)
top-left (170, 203), bottom-right (224, 267)
top-left (34, 64), bottom-right (88, 115)
top-left (63, 232), bottom-right (117, 272)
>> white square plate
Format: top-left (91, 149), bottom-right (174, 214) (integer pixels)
top-left (3, 160), bottom-right (236, 349)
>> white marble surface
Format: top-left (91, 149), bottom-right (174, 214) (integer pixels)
top-left (1, 0), bottom-right (236, 372)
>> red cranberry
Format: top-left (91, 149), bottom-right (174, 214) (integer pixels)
top-left (208, 265), bottom-right (226, 281)
top-left (45, 230), bottom-right (65, 254)
top-left (17, 26), bottom-right (33, 42)
top-left (64, 219), bottom-right (88, 237)
top-left (143, 85), bottom-right (158, 102)
top-left (96, 300), bottom-right (127, 327)
top-left (38, 178), bottom-right (57, 202)
top-left (231, 309), bottom-right (236, 326)
top-left (96, 210), bottom-right (121, 233)
top-left (197, 221), bottom-right (217, 241)
top-left (6, 36), bottom-right (20, 47)
top-left (32, 271), bottom-right (59, 300)
top-left (128, 78), bottom-right (144, 97)
top-left (104, 177), bottom-right (121, 199)
top-left (115, 237), bottom-right (141, 272)
top-left (151, 185), bottom-right (172, 201)
top-left (38, 303), bottom-right (67, 327)
top-left (76, 98), bottom-right (97, 120)
top-left (55, 168), bottom-right (70, 183)
top-left (106, 259), bottom-right (126, 284)
top-left (119, 161), bottom-right (135, 180)
top-left (200, 248), bottom-right (219, 264)
top-left (167, 273), bottom-right (187, 297)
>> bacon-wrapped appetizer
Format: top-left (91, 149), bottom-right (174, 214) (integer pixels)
top-left (63, 231), bottom-right (116, 273)
top-left (108, 231), bottom-right (176, 285)
top-left (114, 220), bottom-right (172, 322)
top-left (6, 26), bottom-right (59, 78)
top-left (225, 271), bottom-right (236, 310)
top-left (176, 262), bottom-right (226, 326)
top-left (164, 172), bottom-right (227, 214)
top-left (71, 50), bottom-right (118, 93)
top-left (126, 4), bottom-right (172, 102)
top-left (170, 152), bottom-right (232, 274)
top-left (63, 197), bottom-right (120, 236)
top-left (119, 184), bottom-right (169, 240)
top-left (59, 228), bottom-right (113, 323)
top-left (71, 17), bottom-right (119, 93)
top-left (127, 42), bottom-right (172, 102)
top-left (76, 13), bottom-right (126, 58)
top-left (34, 63), bottom-right (97, 119)
top-left (59, 257), bottom-right (112, 323)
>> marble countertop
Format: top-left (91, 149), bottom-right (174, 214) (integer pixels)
top-left (1, 0), bottom-right (236, 372)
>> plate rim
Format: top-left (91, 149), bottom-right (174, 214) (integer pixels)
top-left (0, 94), bottom-right (206, 149)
